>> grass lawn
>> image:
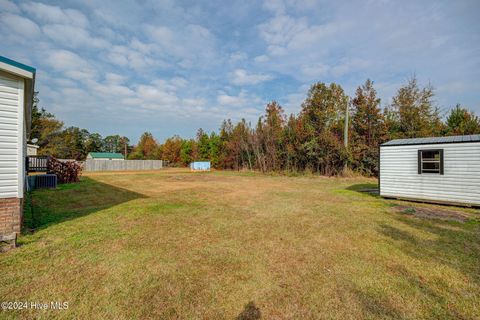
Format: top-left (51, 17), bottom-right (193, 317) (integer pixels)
top-left (1, 169), bottom-right (479, 319)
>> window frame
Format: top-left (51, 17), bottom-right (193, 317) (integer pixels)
top-left (418, 149), bottom-right (444, 175)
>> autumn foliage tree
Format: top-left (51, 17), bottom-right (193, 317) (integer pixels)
top-left (298, 82), bottom-right (349, 175)
top-left (32, 78), bottom-right (480, 177)
top-left (445, 104), bottom-right (480, 135)
top-left (128, 132), bottom-right (159, 159)
top-left (260, 101), bottom-right (285, 171)
top-left (385, 77), bottom-right (444, 139)
top-left (350, 79), bottom-right (386, 175)
top-left (160, 135), bottom-right (183, 165)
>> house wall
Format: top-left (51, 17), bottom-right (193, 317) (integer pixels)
top-left (0, 198), bottom-right (22, 247)
top-left (380, 142), bottom-right (480, 206)
top-left (0, 71), bottom-right (25, 243)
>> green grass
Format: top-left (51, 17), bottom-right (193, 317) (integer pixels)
top-left (1, 169), bottom-right (479, 319)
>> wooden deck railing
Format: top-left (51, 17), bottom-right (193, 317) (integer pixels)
top-left (26, 156), bottom-right (50, 173)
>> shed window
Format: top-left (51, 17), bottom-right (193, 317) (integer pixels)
top-left (418, 149), bottom-right (443, 174)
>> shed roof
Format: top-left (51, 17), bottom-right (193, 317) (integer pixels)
top-left (88, 152), bottom-right (124, 159)
top-left (381, 134), bottom-right (480, 147)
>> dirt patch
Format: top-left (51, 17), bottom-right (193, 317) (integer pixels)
top-left (392, 205), bottom-right (471, 222)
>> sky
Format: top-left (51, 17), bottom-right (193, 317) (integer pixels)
top-left (1, 0), bottom-right (479, 142)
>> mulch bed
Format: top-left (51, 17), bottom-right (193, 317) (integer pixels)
top-left (392, 205), bottom-right (472, 222)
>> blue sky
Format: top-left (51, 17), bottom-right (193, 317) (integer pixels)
top-left (1, 0), bottom-right (479, 142)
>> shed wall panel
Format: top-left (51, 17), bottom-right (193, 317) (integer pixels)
top-left (380, 142), bottom-right (480, 206)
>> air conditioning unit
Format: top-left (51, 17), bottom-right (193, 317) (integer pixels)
top-left (32, 174), bottom-right (57, 189)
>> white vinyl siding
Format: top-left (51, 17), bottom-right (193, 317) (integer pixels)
top-left (380, 142), bottom-right (480, 206)
top-left (0, 72), bottom-right (23, 198)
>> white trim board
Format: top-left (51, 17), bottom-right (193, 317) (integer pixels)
top-left (0, 61), bottom-right (33, 79)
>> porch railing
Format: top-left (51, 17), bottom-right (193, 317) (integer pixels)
top-left (26, 156), bottom-right (50, 173)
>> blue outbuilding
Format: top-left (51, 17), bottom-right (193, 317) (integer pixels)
top-left (190, 161), bottom-right (211, 171)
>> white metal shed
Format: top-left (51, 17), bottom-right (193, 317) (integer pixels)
top-left (379, 135), bottom-right (480, 206)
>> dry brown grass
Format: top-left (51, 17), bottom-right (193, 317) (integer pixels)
top-left (1, 169), bottom-right (479, 319)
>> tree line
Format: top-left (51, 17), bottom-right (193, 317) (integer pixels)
top-left (32, 78), bottom-right (480, 176)
top-left (31, 98), bottom-right (131, 160)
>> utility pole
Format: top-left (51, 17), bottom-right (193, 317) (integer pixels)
top-left (344, 97), bottom-right (349, 170)
top-left (344, 97), bottom-right (349, 148)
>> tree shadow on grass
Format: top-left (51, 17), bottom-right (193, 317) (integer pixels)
top-left (378, 216), bottom-right (480, 287)
top-left (23, 176), bottom-right (147, 232)
top-left (350, 262), bottom-right (468, 319)
top-left (345, 183), bottom-right (379, 197)
top-left (351, 217), bottom-right (480, 319)
top-left (350, 287), bottom-right (404, 319)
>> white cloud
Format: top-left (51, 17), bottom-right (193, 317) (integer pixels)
top-left (0, 0), bottom-right (19, 13)
top-left (259, 14), bottom-right (345, 56)
top-left (254, 55), bottom-right (269, 63)
top-left (105, 73), bottom-right (127, 84)
top-left (300, 63), bottom-right (329, 79)
top-left (282, 90), bottom-right (307, 114)
top-left (230, 69), bottom-right (274, 86)
top-left (107, 44), bottom-right (162, 71)
top-left (144, 23), bottom-right (217, 67)
top-left (136, 83), bottom-right (179, 107)
top-left (45, 50), bottom-right (88, 71)
top-left (331, 58), bottom-right (372, 77)
top-left (0, 0), bottom-right (478, 141)
top-left (259, 15), bottom-right (307, 55)
top-left (20, 2), bottom-right (88, 28)
top-left (170, 77), bottom-right (188, 88)
top-left (229, 51), bottom-right (248, 63)
top-left (43, 49), bottom-right (98, 83)
top-left (43, 24), bottom-right (110, 49)
top-left (0, 13), bottom-right (40, 38)
top-left (300, 59), bottom-right (372, 80)
top-left (263, 0), bottom-right (317, 15)
top-left (217, 89), bottom-right (263, 108)
top-left (94, 83), bottom-right (134, 97)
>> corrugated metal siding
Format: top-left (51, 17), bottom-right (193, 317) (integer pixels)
top-left (380, 142), bottom-right (480, 205)
top-left (0, 73), bottom-right (20, 198)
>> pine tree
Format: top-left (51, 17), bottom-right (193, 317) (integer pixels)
top-left (387, 77), bottom-right (444, 138)
top-left (446, 104), bottom-right (480, 135)
top-left (351, 79), bottom-right (386, 175)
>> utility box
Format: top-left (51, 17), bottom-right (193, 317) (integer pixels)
top-left (28, 174), bottom-right (57, 190)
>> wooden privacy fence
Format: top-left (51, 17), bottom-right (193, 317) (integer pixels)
top-left (84, 160), bottom-right (163, 172)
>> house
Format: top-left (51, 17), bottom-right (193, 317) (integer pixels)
top-left (86, 152), bottom-right (124, 160)
top-left (0, 56), bottom-right (35, 249)
top-left (190, 161), bottom-right (211, 171)
top-left (379, 134), bottom-right (480, 206)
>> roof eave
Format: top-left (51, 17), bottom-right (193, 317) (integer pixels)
top-left (381, 140), bottom-right (480, 147)
top-left (0, 58), bottom-right (35, 79)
